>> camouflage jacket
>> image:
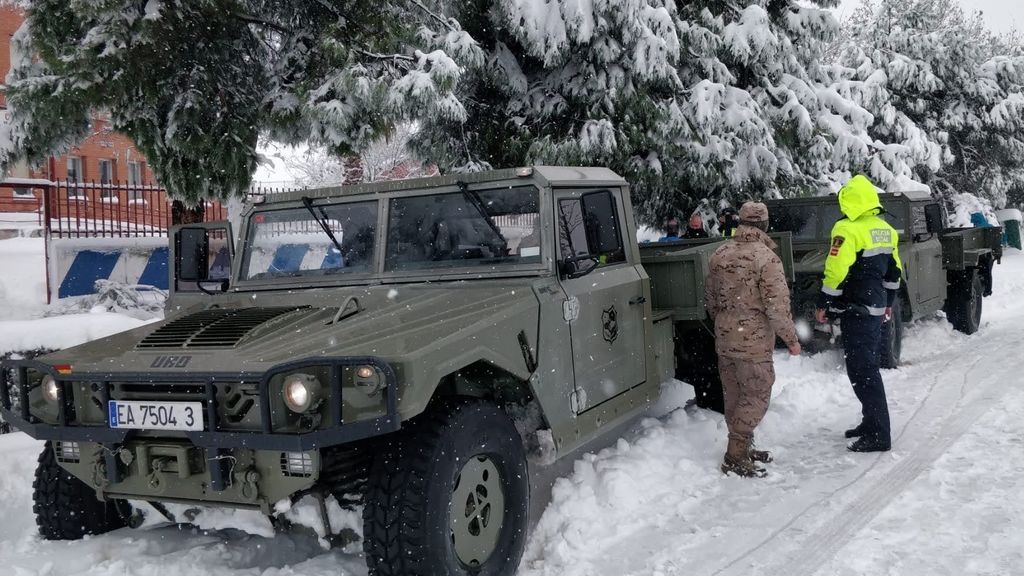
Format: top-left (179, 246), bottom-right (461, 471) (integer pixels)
top-left (705, 226), bottom-right (798, 361)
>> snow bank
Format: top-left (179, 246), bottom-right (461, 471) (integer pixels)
top-left (0, 237), bottom-right (47, 319)
top-left (0, 310), bottom-right (153, 356)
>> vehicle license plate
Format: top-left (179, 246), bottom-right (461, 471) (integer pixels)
top-left (108, 400), bottom-right (204, 431)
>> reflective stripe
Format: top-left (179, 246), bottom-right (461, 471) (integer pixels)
top-left (862, 246), bottom-right (895, 257)
top-left (882, 280), bottom-right (901, 290)
top-left (821, 285), bottom-right (844, 296)
top-left (865, 305), bottom-right (887, 316)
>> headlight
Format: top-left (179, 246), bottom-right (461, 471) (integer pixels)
top-left (354, 365), bottom-right (383, 395)
top-left (282, 373), bottom-right (321, 413)
top-left (41, 375), bottom-right (60, 404)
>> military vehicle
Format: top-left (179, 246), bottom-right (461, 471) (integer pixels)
top-left (2, 167), bottom-right (747, 576)
top-left (767, 189), bottom-right (1002, 368)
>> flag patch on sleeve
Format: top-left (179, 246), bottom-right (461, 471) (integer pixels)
top-left (829, 236), bottom-right (845, 256)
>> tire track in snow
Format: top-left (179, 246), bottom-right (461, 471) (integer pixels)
top-left (714, 334), bottom-right (1016, 576)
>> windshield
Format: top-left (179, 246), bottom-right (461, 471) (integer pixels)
top-left (770, 200), bottom-right (906, 241)
top-left (240, 201), bottom-right (378, 280)
top-left (769, 203), bottom-right (843, 240)
top-left (385, 186), bottom-right (541, 272)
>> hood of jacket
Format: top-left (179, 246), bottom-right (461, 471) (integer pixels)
top-left (839, 175), bottom-right (883, 221)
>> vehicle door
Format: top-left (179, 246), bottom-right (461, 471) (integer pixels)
top-left (554, 188), bottom-right (646, 413)
top-left (909, 202), bottom-right (946, 306)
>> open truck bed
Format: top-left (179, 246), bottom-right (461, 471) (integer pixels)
top-left (639, 233), bottom-right (795, 322)
top-left (638, 233), bottom-right (795, 411)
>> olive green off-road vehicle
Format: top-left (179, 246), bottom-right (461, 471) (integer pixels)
top-left (2, 167), bottom-right (742, 575)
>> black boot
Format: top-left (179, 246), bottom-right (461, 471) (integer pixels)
top-left (844, 423), bottom-right (865, 438)
top-left (847, 437), bottom-right (891, 452)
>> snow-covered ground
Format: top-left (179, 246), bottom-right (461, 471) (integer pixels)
top-left (0, 238), bottom-right (155, 353)
top-left (0, 233), bottom-right (1022, 575)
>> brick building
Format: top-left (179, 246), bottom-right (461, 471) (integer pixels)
top-left (0, 5), bottom-right (157, 214)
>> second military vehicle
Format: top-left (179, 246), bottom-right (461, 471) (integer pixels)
top-left (2, 167), bottom-right (747, 576)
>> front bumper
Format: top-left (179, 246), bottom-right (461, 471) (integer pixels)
top-left (1, 356), bottom-right (399, 492)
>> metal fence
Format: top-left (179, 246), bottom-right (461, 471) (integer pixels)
top-left (0, 180), bottom-right (230, 238)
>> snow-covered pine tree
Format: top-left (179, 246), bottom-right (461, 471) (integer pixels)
top-left (0, 1), bottom-right (482, 205)
top-left (841, 0), bottom-right (1024, 207)
top-left (412, 0), bottom-right (886, 222)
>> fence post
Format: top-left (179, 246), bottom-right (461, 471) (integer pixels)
top-left (42, 184), bottom-right (53, 305)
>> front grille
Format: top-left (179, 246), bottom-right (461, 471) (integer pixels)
top-left (118, 383), bottom-right (207, 396)
top-left (136, 307), bottom-right (306, 349)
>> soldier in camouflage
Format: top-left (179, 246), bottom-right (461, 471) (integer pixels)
top-left (705, 202), bottom-right (801, 477)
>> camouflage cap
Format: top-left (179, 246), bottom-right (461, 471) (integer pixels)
top-left (739, 202), bottom-right (769, 223)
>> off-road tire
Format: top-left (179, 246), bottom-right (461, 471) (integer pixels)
top-left (362, 398), bottom-right (529, 576)
top-left (946, 271), bottom-right (983, 335)
top-left (880, 297), bottom-right (903, 369)
top-left (33, 442), bottom-right (130, 540)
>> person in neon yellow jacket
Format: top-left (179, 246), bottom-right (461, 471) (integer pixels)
top-left (814, 175), bottom-right (903, 453)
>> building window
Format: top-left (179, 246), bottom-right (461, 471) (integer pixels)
top-left (12, 187), bottom-right (34, 199)
top-left (127, 161), bottom-right (145, 202)
top-left (66, 157), bottom-right (83, 183)
top-left (127, 161), bottom-right (143, 186)
top-left (66, 156), bottom-right (85, 200)
top-left (99, 159), bottom-right (114, 185)
top-left (98, 159), bottom-right (117, 201)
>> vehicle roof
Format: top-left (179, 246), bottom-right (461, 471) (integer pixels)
top-left (258, 166), bottom-right (627, 204)
top-left (765, 190), bottom-right (935, 205)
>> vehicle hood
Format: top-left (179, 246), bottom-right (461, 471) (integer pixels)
top-left (39, 282), bottom-right (540, 376)
top-left (839, 175), bottom-right (883, 221)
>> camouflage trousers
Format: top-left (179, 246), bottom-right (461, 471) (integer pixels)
top-left (719, 357), bottom-right (775, 444)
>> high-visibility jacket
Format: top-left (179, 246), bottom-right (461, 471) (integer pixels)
top-left (818, 176), bottom-right (903, 316)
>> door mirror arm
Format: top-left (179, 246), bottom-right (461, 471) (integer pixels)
top-left (560, 255), bottom-right (600, 280)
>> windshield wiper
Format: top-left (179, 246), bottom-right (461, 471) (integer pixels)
top-left (457, 181), bottom-right (506, 243)
top-left (302, 196), bottom-right (345, 257)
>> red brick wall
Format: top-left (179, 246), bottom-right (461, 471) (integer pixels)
top-left (0, 5), bottom-right (21, 110)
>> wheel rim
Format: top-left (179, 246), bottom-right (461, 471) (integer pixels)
top-left (449, 455), bottom-right (506, 568)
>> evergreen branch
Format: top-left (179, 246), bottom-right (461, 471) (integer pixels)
top-left (356, 49), bottom-right (417, 63)
top-left (232, 12), bottom-right (293, 34)
top-left (408, 0), bottom-right (457, 32)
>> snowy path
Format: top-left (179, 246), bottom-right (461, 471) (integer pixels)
top-left (0, 247), bottom-right (1021, 575)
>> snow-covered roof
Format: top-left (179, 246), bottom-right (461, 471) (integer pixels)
top-left (886, 175), bottom-right (933, 200)
top-left (889, 188), bottom-right (934, 201)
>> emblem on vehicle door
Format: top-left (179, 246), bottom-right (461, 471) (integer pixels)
top-left (563, 296), bottom-right (580, 323)
top-left (602, 306), bottom-right (619, 343)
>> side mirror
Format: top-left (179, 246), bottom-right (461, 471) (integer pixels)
top-left (924, 204), bottom-right (944, 234)
top-left (177, 227), bottom-right (209, 282)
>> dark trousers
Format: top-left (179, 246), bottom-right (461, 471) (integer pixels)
top-left (841, 313), bottom-right (891, 445)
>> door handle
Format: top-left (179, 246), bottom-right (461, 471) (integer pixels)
top-left (629, 295), bottom-right (647, 306)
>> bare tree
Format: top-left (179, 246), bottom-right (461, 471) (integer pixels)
top-left (283, 123), bottom-right (434, 188)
